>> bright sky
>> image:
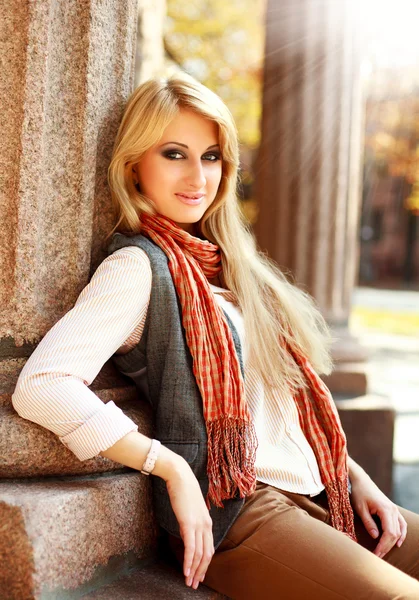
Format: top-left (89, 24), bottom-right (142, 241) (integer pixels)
top-left (355, 0), bottom-right (419, 67)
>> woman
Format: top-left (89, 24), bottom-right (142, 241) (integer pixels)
top-left (12, 75), bottom-right (419, 599)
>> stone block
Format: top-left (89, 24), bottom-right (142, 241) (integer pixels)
top-left (0, 472), bottom-right (157, 600)
top-left (0, 393), bottom-right (152, 478)
top-left (329, 327), bottom-right (369, 364)
top-left (81, 561), bottom-right (230, 600)
top-left (0, 358), bottom-right (133, 405)
top-left (0, 355), bottom-right (152, 477)
top-left (323, 362), bottom-right (368, 396)
top-left (335, 395), bottom-right (395, 497)
top-left (0, 357), bottom-right (28, 404)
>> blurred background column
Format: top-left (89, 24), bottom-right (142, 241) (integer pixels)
top-left (135, 0), bottom-right (166, 85)
top-left (255, 0), bottom-right (368, 395)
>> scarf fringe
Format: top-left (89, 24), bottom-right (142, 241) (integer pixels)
top-left (325, 477), bottom-right (357, 542)
top-left (206, 418), bottom-right (258, 508)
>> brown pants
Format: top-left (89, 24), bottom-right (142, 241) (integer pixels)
top-left (169, 482), bottom-right (419, 599)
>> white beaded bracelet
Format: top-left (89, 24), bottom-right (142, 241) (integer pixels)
top-left (140, 439), bottom-right (161, 475)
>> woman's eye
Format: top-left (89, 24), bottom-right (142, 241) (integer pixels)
top-left (202, 153), bottom-right (221, 162)
top-left (163, 151), bottom-right (184, 160)
top-left (162, 150), bottom-right (221, 161)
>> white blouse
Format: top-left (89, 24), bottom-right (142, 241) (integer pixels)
top-left (12, 246), bottom-right (324, 496)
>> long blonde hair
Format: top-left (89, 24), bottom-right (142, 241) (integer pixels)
top-left (107, 74), bottom-right (333, 394)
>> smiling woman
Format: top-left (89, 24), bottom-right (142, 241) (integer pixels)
top-left (12, 73), bottom-right (419, 599)
top-left (132, 109), bottom-right (222, 234)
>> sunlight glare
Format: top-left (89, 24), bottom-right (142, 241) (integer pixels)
top-left (354, 0), bottom-right (419, 67)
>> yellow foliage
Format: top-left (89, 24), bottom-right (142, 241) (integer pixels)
top-left (365, 97), bottom-right (419, 187)
top-left (165, 0), bottom-right (266, 149)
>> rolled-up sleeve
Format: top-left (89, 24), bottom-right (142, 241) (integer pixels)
top-left (12, 246), bottom-right (152, 461)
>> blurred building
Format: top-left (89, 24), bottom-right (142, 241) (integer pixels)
top-left (360, 85), bottom-right (419, 289)
top-left (360, 171), bottom-right (419, 287)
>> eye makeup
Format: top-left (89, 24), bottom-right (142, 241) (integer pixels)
top-left (161, 149), bottom-right (221, 161)
top-left (162, 149), bottom-right (185, 160)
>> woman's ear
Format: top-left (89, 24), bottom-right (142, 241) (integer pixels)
top-left (132, 166), bottom-right (141, 192)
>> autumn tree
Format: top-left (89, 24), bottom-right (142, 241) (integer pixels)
top-left (165, 0), bottom-right (265, 151)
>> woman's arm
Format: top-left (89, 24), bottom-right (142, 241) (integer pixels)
top-left (12, 247), bottom-right (151, 458)
top-left (100, 431), bottom-right (214, 590)
top-left (348, 456), bottom-right (407, 557)
top-left (12, 247), bottom-right (214, 589)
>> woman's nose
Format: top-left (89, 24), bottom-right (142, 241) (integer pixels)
top-left (185, 159), bottom-right (206, 189)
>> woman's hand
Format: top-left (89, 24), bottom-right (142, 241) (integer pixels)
top-left (163, 455), bottom-right (215, 589)
top-left (349, 459), bottom-right (407, 558)
top-left (100, 433), bottom-right (214, 589)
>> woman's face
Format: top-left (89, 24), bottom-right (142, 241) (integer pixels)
top-left (134, 108), bottom-right (222, 234)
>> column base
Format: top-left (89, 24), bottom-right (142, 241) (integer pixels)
top-left (329, 325), bottom-right (369, 363)
top-left (335, 395), bottom-right (395, 498)
top-left (322, 363), bottom-right (368, 396)
top-left (324, 326), bottom-right (369, 396)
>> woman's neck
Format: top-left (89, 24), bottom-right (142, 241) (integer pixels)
top-left (207, 273), bottom-right (225, 288)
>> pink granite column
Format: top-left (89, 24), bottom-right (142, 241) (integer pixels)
top-left (0, 1), bottom-right (159, 597)
top-left (0, 1), bottom-right (140, 346)
top-left (255, 0), bottom-right (368, 394)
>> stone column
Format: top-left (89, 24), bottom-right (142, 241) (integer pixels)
top-left (0, 2), bottom-right (162, 597)
top-left (255, 0), bottom-right (395, 498)
top-left (255, 0), bottom-right (368, 395)
top-left (135, 0), bottom-right (167, 85)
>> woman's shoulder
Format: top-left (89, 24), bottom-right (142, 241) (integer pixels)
top-left (108, 244), bottom-right (150, 261)
top-left (102, 245), bottom-right (151, 270)
top-left (92, 245), bottom-right (152, 290)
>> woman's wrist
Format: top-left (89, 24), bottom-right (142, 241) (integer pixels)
top-left (140, 439), bottom-right (161, 475)
top-left (100, 431), bottom-right (188, 482)
top-left (152, 443), bottom-right (189, 482)
top-left (348, 456), bottom-right (369, 485)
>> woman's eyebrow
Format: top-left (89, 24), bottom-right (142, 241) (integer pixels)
top-left (158, 142), bottom-right (220, 150)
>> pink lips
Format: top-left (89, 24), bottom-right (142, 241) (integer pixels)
top-left (175, 193), bottom-right (205, 206)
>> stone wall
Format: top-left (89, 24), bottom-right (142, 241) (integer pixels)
top-left (0, 1), bottom-right (165, 597)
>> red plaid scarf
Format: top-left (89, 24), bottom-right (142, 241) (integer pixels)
top-left (291, 351), bottom-right (356, 540)
top-left (141, 214), bottom-right (356, 541)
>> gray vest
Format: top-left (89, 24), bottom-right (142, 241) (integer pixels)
top-left (107, 233), bottom-right (245, 549)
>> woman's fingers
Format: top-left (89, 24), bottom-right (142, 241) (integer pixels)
top-left (186, 530), bottom-right (203, 587)
top-left (192, 526), bottom-right (215, 589)
top-left (357, 505), bottom-right (379, 539)
top-left (373, 507), bottom-right (402, 558)
top-left (181, 520), bottom-right (214, 589)
top-left (182, 528), bottom-right (195, 580)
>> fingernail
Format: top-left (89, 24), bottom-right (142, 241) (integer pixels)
top-left (186, 577), bottom-right (192, 586)
top-left (371, 529), bottom-right (379, 538)
top-left (397, 540), bottom-right (403, 547)
top-left (193, 581), bottom-right (199, 590)
top-left (185, 568), bottom-right (190, 577)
